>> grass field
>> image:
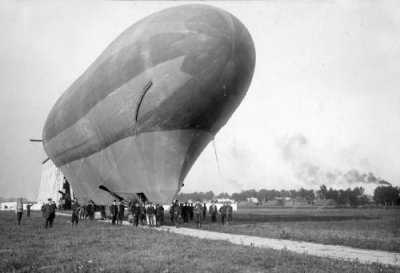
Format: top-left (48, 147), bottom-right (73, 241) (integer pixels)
top-left (0, 210), bottom-right (399, 273)
top-left (179, 207), bottom-right (400, 253)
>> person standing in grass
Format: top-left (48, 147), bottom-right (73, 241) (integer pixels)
top-left (209, 201), bottom-right (218, 224)
top-left (49, 200), bottom-right (57, 227)
top-left (15, 198), bottom-right (23, 225)
top-left (132, 203), bottom-right (140, 227)
top-left (189, 203), bottom-right (194, 222)
top-left (110, 200), bottom-right (118, 225)
top-left (160, 205), bottom-right (164, 226)
top-left (139, 203), bottom-right (146, 225)
top-left (146, 202), bottom-right (156, 227)
top-left (117, 201), bottom-right (125, 224)
top-left (172, 200), bottom-right (181, 227)
top-left (169, 202), bottom-right (174, 224)
top-left (26, 203), bottom-right (32, 217)
top-left (227, 203), bottom-right (233, 224)
top-left (202, 203), bottom-right (207, 221)
top-left (71, 200), bottom-right (79, 227)
top-left (194, 200), bottom-right (203, 228)
top-left (219, 203), bottom-right (227, 225)
top-left (155, 204), bottom-right (163, 226)
top-left (41, 199), bottom-right (52, 228)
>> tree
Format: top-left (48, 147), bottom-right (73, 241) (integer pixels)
top-left (216, 192), bottom-right (230, 199)
top-left (374, 186), bottom-right (400, 206)
top-left (318, 185), bottom-right (328, 199)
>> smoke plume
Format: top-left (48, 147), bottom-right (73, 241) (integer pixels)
top-left (279, 134), bottom-right (392, 187)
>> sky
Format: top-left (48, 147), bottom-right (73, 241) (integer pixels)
top-left (0, 0), bottom-right (399, 200)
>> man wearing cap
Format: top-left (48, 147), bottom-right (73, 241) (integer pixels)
top-left (15, 197), bottom-right (24, 225)
top-left (41, 199), bottom-right (52, 228)
top-left (209, 201), bottom-right (218, 224)
top-left (110, 200), bottom-right (118, 225)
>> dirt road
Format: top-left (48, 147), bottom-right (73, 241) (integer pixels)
top-left (158, 225), bottom-right (399, 267)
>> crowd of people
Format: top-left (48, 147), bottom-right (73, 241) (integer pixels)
top-left (14, 197), bottom-right (234, 229)
top-left (168, 200), bottom-right (233, 228)
top-left (119, 199), bottom-right (234, 228)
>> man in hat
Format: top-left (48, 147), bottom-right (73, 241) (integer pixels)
top-left (145, 202), bottom-right (155, 227)
top-left (189, 203), bottom-right (194, 222)
top-left (110, 200), bottom-right (118, 225)
top-left (219, 202), bottom-right (228, 225)
top-left (209, 200), bottom-right (218, 224)
top-left (169, 202), bottom-right (175, 224)
top-left (117, 201), bottom-right (125, 224)
top-left (71, 200), bottom-right (79, 226)
top-left (49, 200), bottom-right (57, 227)
top-left (202, 202), bottom-right (207, 221)
top-left (193, 200), bottom-right (203, 228)
top-left (227, 202), bottom-right (233, 224)
top-left (155, 204), bottom-right (163, 227)
top-left (172, 200), bottom-right (181, 227)
top-left (183, 202), bottom-right (189, 223)
top-left (132, 203), bottom-right (140, 227)
top-left (41, 198), bottom-right (52, 228)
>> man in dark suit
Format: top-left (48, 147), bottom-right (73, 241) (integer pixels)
top-left (41, 198), bottom-right (52, 228)
top-left (209, 200), bottom-right (218, 224)
top-left (49, 201), bottom-right (57, 227)
top-left (131, 203), bottom-right (139, 227)
top-left (117, 201), bottom-right (125, 224)
top-left (71, 200), bottom-right (79, 226)
top-left (110, 200), bottom-right (118, 225)
top-left (202, 203), bottom-right (207, 221)
top-left (172, 200), bottom-right (181, 227)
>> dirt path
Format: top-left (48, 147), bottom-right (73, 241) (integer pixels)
top-left (157, 226), bottom-right (399, 267)
top-left (58, 213), bottom-right (399, 267)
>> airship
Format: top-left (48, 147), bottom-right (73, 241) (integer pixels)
top-left (42, 4), bottom-right (256, 205)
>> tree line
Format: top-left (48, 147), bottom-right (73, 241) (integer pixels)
top-left (176, 185), bottom-right (400, 207)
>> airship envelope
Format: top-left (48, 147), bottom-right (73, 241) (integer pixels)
top-left (43, 4), bottom-right (256, 205)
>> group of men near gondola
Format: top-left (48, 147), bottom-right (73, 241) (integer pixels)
top-left (108, 199), bottom-right (233, 228)
top-left (109, 200), bottom-right (127, 225)
top-left (125, 201), bottom-right (165, 227)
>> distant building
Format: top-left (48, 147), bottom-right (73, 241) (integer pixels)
top-left (264, 199), bottom-right (283, 206)
top-left (246, 197), bottom-right (259, 204)
top-left (284, 197), bottom-right (310, 207)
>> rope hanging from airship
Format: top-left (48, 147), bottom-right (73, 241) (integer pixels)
top-left (212, 138), bottom-right (226, 194)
